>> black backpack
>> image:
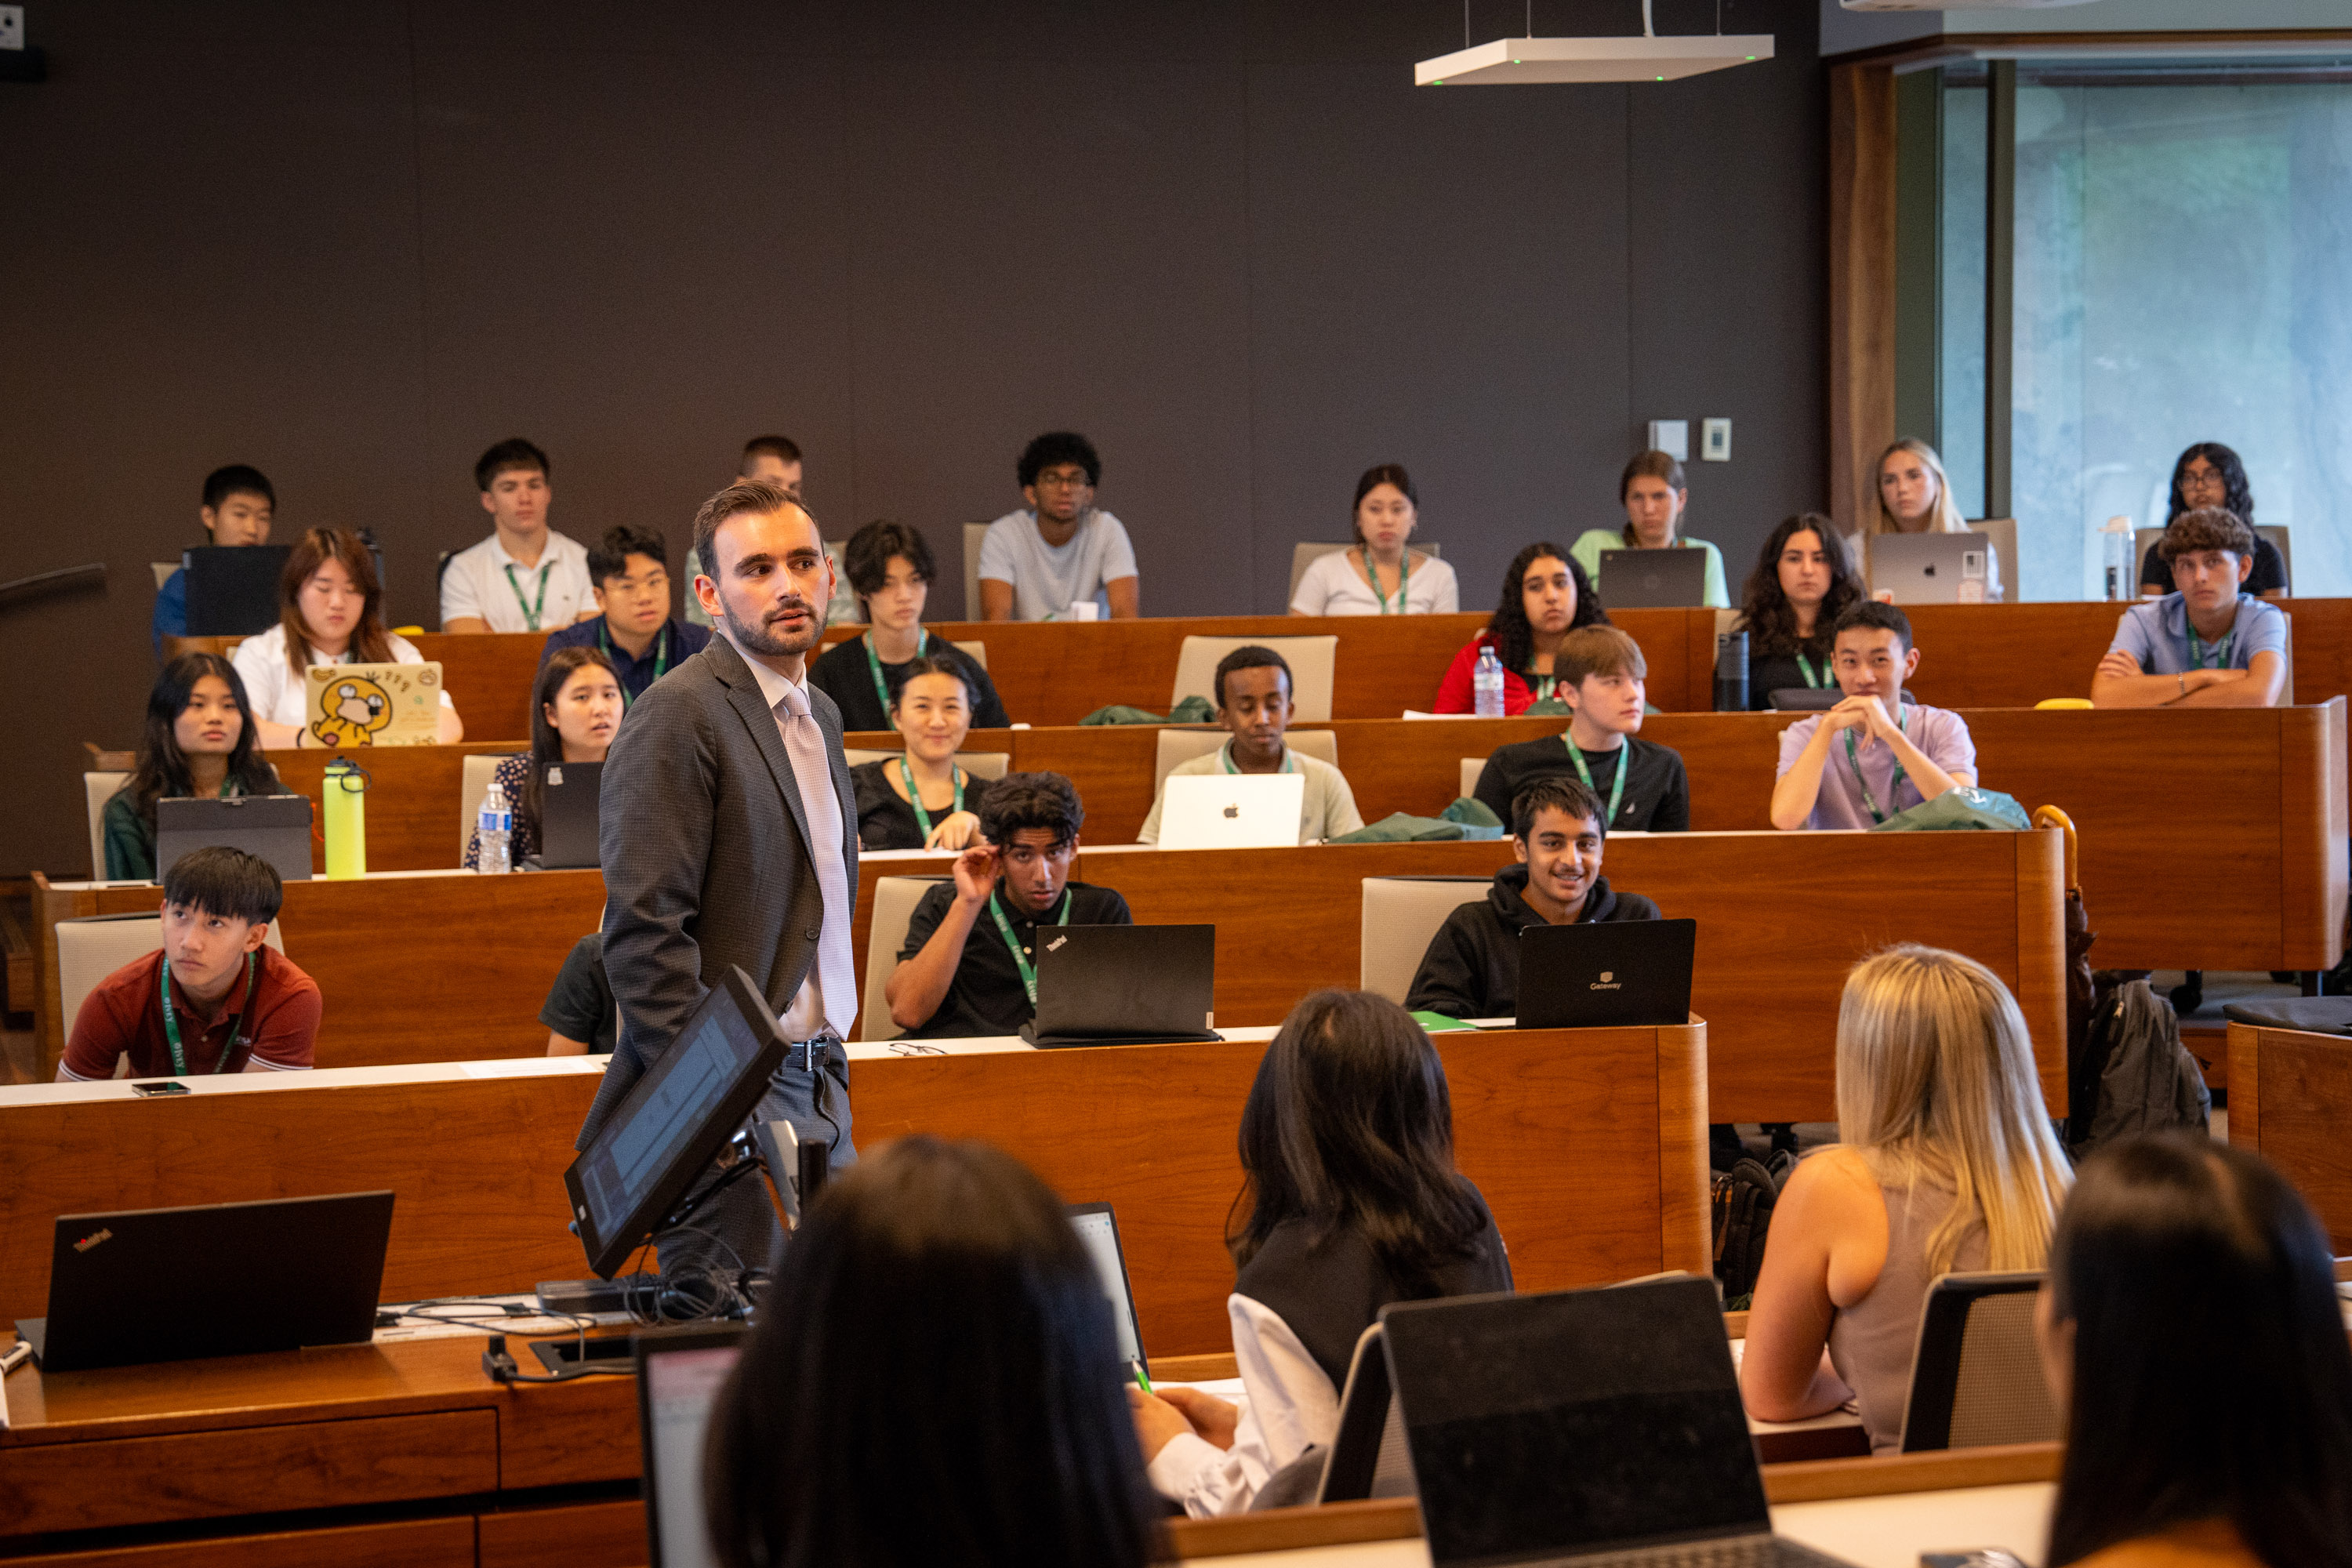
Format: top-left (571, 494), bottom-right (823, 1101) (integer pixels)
top-left (1711, 1149), bottom-right (1795, 1307)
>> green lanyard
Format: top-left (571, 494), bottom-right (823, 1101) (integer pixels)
top-left (597, 621), bottom-right (668, 706)
top-left (987, 887), bottom-right (1072, 1006)
top-left (1794, 649), bottom-right (1828, 688)
top-left (1528, 673), bottom-right (1559, 702)
top-left (2188, 626), bottom-right (2234, 670)
top-left (158, 953), bottom-right (258, 1076)
top-left (1361, 549), bottom-right (1410, 615)
top-left (1563, 738), bottom-right (1628, 826)
top-left (898, 754), bottom-right (965, 839)
top-left (1844, 705), bottom-right (1911, 826)
top-left (1218, 739), bottom-right (1297, 775)
top-left (864, 630), bottom-right (928, 717)
top-left (503, 561), bottom-right (553, 632)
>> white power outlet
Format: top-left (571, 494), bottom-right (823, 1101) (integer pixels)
top-left (1701, 418), bottom-right (1733, 462)
top-left (0, 8), bottom-right (24, 51)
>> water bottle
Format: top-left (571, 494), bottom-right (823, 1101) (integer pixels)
top-left (2100, 516), bottom-right (2134, 601)
top-left (1473, 645), bottom-right (1505, 717)
top-left (1714, 630), bottom-right (1750, 713)
top-left (322, 757), bottom-right (368, 880)
top-left (476, 779), bottom-right (514, 875)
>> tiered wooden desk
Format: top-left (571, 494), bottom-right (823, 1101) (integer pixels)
top-left (2227, 1018), bottom-right (2352, 1253)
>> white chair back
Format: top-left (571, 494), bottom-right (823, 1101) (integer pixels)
top-left (1288, 541), bottom-right (1442, 602)
top-left (58, 914), bottom-right (288, 1073)
top-left (85, 771), bottom-right (131, 879)
top-left (949, 639), bottom-right (988, 670)
top-left (151, 561), bottom-right (180, 590)
top-left (861, 876), bottom-right (951, 1040)
top-left (1358, 877), bottom-right (1489, 1004)
top-left (459, 753), bottom-right (525, 859)
top-left (1152, 729), bottom-right (1338, 792)
top-left (963, 521), bottom-right (991, 621)
top-left (1171, 636), bottom-right (1339, 722)
top-left (1459, 758), bottom-right (1483, 802)
top-left (840, 750), bottom-right (1011, 780)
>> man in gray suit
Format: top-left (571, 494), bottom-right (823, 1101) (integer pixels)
top-left (582, 477), bottom-right (859, 1278)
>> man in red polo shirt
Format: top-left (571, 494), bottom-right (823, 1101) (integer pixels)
top-left (58, 847), bottom-right (321, 1082)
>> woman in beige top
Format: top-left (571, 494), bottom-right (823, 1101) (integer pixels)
top-left (1740, 945), bottom-right (2071, 1451)
top-left (2036, 1135), bottom-right (2352, 1568)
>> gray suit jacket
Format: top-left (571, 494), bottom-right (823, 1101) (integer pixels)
top-left (582, 633), bottom-right (860, 1145)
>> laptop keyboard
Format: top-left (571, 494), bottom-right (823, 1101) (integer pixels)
top-left (1530, 1536), bottom-right (1856, 1568)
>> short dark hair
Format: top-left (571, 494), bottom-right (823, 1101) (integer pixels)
top-left (1213, 646), bottom-right (1293, 709)
top-left (1511, 775), bottom-right (1606, 841)
top-left (1018, 431), bottom-right (1101, 490)
top-left (691, 479), bottom-right (803, 582)
top-left (843, 519), bottom-right (935, 600)
top-left (739, 434), bottom-right (803, 474)
top-left (889, 653), bottom-right (973, 714)
top-left (2159, 506), bottom-right (2256, 563)
top-left (474, 437), bottom-right (550, 492)
top-left (586, 524), bottom-right (669, 588)
top-left (162, 845), bottom-right (283, 927)
top-left (978, 771), bottom-right (1084, 850)
top-left (202, 465), bottom-right (274, 512)
top-left (1831, 598), bottom-right (1914, 653)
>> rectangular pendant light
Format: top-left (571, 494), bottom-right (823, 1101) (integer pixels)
top-left (1416, 34), bottom-right (1775, 85)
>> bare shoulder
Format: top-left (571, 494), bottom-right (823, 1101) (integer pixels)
top-left (1779, 1146), bottom-right (1881, 1221)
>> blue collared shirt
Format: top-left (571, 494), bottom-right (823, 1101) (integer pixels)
top-left (152, 567), bottom-right (188, 658)
top-left (539, 615), bottom-right (710, 701)
top-left (2109, 593), bottom-right (2286, 677)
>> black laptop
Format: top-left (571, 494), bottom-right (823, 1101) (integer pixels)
top-left (182, 545), bottom-right (295, 637)
top-left (1599, 547), bottom-right (1710, 608)
top-left (154, 794), bottom-right (314, 883)
top-left (1020, 924), bottom-right (1221, 1049)
top-left (18, 1191), bottom-right (394, 1372)
top-left (536, 760), bottom-right (603, 869)
top-left (1381, 1279), bottom-right (1859, 1566)
top-left (637, 1323), bottom-right (751, 1568)
top-left (1318, 1323), bottom-right (1414, 1503)
top-left (1068, 1201), bottom-right (1151, 1381)
top-left (1515, 919), bottom-right (1696, 1029)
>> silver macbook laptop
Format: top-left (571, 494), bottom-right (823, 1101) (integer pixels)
top-left (1599, 547), bottom-right (1710, 608)
top-left (154, 794), bottom-right (314, 883)
top-left (1867, 532), bottom-right (1988, 605)
top-left (1156, 772), bottom-right (1305, 850)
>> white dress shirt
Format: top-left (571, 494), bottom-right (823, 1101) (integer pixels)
top-left (439, 529), bottom-right (595, 633)
top-left (1146, 1294), bottom-right (1339, 1518)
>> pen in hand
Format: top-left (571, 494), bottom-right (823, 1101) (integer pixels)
top-left (1130, 1357), bottom-right (1153, 1396)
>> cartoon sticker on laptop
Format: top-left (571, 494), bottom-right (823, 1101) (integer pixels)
top-left (303, 661), bottom-right (446, 748)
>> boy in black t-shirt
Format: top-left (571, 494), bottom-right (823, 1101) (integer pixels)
top-left (886, 771), bottom-right (1130, 1040)
top-left (1472, 626), bottom-right (1689, 832)
top-left (539, 932), bottom-right (615, 1055)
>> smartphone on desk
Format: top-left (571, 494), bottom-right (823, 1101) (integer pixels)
top-left (1923, 1553), bottom-right (2027, 1567)
top-left (131, 1081), bottom-right (190, 1097)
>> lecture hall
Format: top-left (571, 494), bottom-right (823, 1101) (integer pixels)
top-left (4, 2), bottom-right (2352, 1566)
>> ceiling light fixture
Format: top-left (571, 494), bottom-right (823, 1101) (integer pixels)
top-left (1417, 0), bottom-right (1773, 87)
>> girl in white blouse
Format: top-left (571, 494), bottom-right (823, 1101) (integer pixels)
top-left (1289, 464), bottom-right (1460, 616)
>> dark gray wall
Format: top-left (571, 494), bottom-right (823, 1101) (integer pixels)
top-left (0, 0), bottom-right (1825, 877)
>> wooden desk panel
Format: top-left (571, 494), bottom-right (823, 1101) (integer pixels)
top-left (2228, 1021), bottom-right (2352, 1253)
top-left (4, 1517), bottom-right (481, 1568)
top-left (165, 632), bottom-right (553, 743)
top-left (265, 742), bottom-right (527, 874)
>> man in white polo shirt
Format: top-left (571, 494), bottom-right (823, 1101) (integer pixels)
top-left (441, 437), bottom-right (597, 634)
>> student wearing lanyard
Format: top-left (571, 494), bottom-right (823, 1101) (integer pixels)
top-left (56, 847), bottom-right (321, 1082)
top-left (808, 520), bottom-right (1012, 732)
top-left (2092, 507), bottom-right (2288, 710)
top-left (850, 655), bottom-right (993, 851)
top-left (1471, 626), bottom-right (1690, 833)
top-left (1733, 514), bottom-right (1864, 710)
top-left (1772, 601), bottom-right (1978, 833)
top-left (1287, 463), bottom-right (1461, 616)
top-left (1138, 647), bottom-right (1364, 845)
top-left (1432, 543), bottom-right (1613, 714)
top-left (539, 524), bottom-right (710, 706)
top-left (440, 438), bottom-right (597, 635)
top-left (886, 771), bottom-right (1132, 1040)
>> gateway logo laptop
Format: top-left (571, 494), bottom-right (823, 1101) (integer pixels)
top-left (1590, 971), bottom-right (1622, 992)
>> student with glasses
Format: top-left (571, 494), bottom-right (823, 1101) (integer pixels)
top-left (977, 431), bottom-right (1140, 621)
top-left (538, 524), bottom-right (709, 705)
top-left (2136, 443), bottom-right (2288, 601)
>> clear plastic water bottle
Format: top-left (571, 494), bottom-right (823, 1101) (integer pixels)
top-left (1473, 644), bottom-right (1506, 717)
top-left (476, 779), bottom-right (513, 875)
top-left (2100, 516), bottom-right (2134, 601)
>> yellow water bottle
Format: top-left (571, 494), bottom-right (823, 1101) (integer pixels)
top-left (323, 757), bottom-right (368, 880)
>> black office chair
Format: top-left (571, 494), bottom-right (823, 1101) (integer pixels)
top-left (1898, 1270), bottom-right (2060, 1452)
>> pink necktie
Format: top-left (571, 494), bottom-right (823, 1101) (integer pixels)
top-left (775, 686), bottom-right (858, 1040)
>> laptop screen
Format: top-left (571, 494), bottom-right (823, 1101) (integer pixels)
top-left (640, 1334), bottom-right (745, 1568)
top-left (1068, 1203), bottom-right (1148, 1376)
top-left (1385, 1280), bottom-right (1769, 1566)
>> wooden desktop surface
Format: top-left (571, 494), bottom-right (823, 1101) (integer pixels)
top-left (2227, 1019), bottom-right (2352, 1254)
top-left (34, 831), bottom-right (2066, 1123)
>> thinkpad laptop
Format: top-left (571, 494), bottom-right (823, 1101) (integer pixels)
top-left (154, 793), bottom-right (314, 883)
top-left (1381, 1278), bottom-right (1860, 1566)
top-left (1515, 919), bottom-right (1696, 1029)
top-left (1156, 772), bottom-right (1305, 851)
top-left (637, 1323), bottom-right (750, 1568)
top-left (537, 760), bottom-right (603, 869)
top-left (1068, 1202), bottom-right (1151, 1381)
top-left (1020, 924), bottom-right (1221, 1049)
top-left (1599, 547), bottom-right (1709, 608)
top-left (182, 545), bottom-right (295, 637)
top-left (19, 1191), bottom-right (394, 1372)
top-left (1867, 533), bottom-right (1987, 605)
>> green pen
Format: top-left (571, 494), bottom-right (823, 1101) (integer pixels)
top-left (1130, 1358), bottom-right (1154, 1395)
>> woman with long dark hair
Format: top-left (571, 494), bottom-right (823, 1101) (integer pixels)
top-left (1733, 514), bottom-right (1864, 710)
top-left (103, 653), bottom-right (285, 880)
top-left (1133, 989), bottom-right (1512, 1515)
top-left (2039, 1135), bottom-right (2352, 1566)
top-left (2136, 442), bottom-right (2288, 599)
top-left (1432, 542), bottom-right (1610, 713)
top-left (463, 645), bottom-right (620, 869)
top-left (705, 1136), bottom-right (1157, 1568)
top-left (1289, 463), bottom-right (1460, 615)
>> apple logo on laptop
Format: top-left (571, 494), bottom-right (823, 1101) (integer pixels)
top-left (1222, 804), bottom-right (1239, 818)
top-left (1922, 562), bottom-right (1938, 576)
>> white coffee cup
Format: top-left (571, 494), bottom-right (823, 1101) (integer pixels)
top-left (1066, 601), bottom-right (1101, 622)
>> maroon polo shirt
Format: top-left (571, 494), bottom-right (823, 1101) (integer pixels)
top-left (60, 946), bottom-right (321, 1081)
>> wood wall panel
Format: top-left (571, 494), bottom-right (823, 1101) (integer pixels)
top-left (2228, 1022), bottom-right (2352, 1253)
top-left (1828, 60), bottom-right (1898, 537)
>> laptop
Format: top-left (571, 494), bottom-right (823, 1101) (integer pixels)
top-left (1867, 533), bottom-right (1988, 605)
top-left (301, 661), bottom-right (446, 749)
top-left (1599, 547), bottom-right (1710, 608)
top-left (637, 1323), bottom-right (751, 1568)
top-left (1515, 919), bottom-right (1696, 1029)
top-left (1067, 1202), bottom-right (1150, 1380)
top-left (1318, 1323), bottom-right (1415, 1503)
top-left (1020, 924), bottom-right (1221, 1049)
top-left (1381, 1278), bottom-right (1860, 1566)
top-left (19, 1191), bottom-right (394, 1372)
top-left (538, 760), bottom-right (603, 869)
top-left (1156, 772), bottom-right (1305, 851)
top-left (154, 794), bottom-right (314, 883)
top-left (181, 545), bottom-right (294, 637)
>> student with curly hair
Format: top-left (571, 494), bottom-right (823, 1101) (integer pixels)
top-left (1431, 543), bottom-right (1611, 714)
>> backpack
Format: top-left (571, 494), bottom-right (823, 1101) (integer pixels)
top-left (1711, 1149), bottom-right (1796, 1307)
top-left (2066, 975), bottom-right (2210, 1157)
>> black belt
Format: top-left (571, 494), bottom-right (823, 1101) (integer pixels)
top-left (786, 1033), bottom-right (844, 1073)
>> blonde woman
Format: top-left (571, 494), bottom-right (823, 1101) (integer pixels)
top-left (1740, 945), bottom-right (2071, 1452)
top-left (1865, 438), bottom-right (2003, 601)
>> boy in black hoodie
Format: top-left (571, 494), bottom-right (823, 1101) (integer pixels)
top-left (1404, 775), bottom-right (1661, 1021)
